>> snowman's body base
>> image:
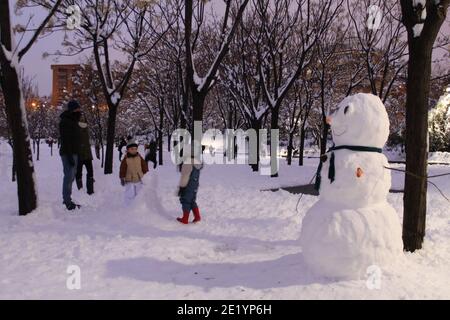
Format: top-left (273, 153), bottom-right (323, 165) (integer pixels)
top-left (300, 200), bottom-right (403, 280)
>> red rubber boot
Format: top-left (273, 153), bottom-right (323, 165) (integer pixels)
top-left (192, 207), bottom-right (201, 223)
top-left (177, 211), bottom-right (190, 224)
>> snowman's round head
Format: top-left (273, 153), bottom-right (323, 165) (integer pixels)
top-left (328, 93), bottom-right (390, 148)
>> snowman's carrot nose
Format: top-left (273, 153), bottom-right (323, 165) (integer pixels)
top-left (356, 167), bottom-right (364, 178)
top-left (326, 116), bottom-right (332, 125)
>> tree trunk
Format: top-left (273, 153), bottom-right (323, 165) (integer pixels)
top-left (167, 132), bottom-right (171, 152)
top-left (104, 104), bottom-right (117, 174)
top-left (12, 153), bottom-right (16, 182)
top-left (158, 106), bottom-right (164, 165)
top-left (320, 117), bottom-right (330, 156)
top-left (181, 96), bottom-right (188, 130)
top-left (228, 110), bottom-right (233, 130)
top-left (183, 0), bottom-right (193, 130)
top-left (36, 138), bottom-right (40, 161)
top-left (158, 132), bottom-right (163, 165)
top-left (287, 132), bottom-right (294, 166)
top-left (400, 0), bottom-right (449, 252)
top-left (0, 2), bottom-right (38, 215)
top-left (403, 48), bottom-right (429, 251)
top-left (192, 92), bottom-right (205, 125)
top-left (0, 67), bottom-right (37, 214)
top-left (250, 120), bottom-right (261, 172)
top-left (101, 142), bottom-right (104, 169)
top-left (299, 125), bottom-right (306, 166)
top-left (95, 143), bottom-right (100, 160)
top-left (269, 106), bottom-right (280, 177)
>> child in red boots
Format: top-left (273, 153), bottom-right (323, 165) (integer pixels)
top-left (177, 155), bottom-right (203, 224)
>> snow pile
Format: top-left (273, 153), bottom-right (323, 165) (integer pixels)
top-left (300, 93), bottom-right (403, 279)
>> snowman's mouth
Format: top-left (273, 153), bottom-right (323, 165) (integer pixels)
top-left (332, 126), bottom-right (347, 137)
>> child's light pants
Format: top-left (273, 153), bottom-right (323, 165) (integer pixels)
top-left (124, 182), bottom-right (143, 206)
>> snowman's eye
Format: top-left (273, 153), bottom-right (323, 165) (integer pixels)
top-left (344, 106), bottom-right (350, 114)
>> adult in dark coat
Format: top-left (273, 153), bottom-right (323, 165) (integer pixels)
top-left (76, 116), bottom-right (95, 195)
top-left (59, 100), bottom-right (82, 210)
top-left (145, 139), bottom-right (158, 169)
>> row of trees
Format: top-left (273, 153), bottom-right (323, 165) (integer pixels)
top-left (67, 0), bottom-right (448, 163)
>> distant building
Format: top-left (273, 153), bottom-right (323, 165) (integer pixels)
top-left (50, 64), bottom-right (80, 107)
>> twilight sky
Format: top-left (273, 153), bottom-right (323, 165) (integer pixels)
top-left (11, 0), bottom-right (449, 96)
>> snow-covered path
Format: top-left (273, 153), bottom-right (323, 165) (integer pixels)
top-left (0, 143), bottom-right (449, 299)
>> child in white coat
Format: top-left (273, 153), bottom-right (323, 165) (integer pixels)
top-left (119, 140), bottom-right (149, 206)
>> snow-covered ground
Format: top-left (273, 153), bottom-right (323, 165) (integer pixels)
top-left (0, 142), bottom-right (449, 299)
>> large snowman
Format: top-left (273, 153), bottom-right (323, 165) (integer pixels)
top-left (300, 93), bottom-right (403, 280)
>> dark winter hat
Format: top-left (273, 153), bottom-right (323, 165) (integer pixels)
top-left (127, 139), bottom-right (138, 149)
top-left (67, 100), bottom-right (81, 112)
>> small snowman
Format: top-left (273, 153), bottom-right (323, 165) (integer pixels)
top-left (300, 93), bottom-right (403, 280)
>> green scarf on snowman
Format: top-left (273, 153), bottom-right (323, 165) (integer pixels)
top-left (314, 145), bottom-right (383, 191)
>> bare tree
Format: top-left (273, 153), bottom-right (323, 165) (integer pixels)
top-left (28, 0), bottom-right (175, 174)
top-left (214, 87), bottom-right (245, 132)
top-left (224, 14), bottom-right (270, 171)
top-left (282, 80), bottom-right (314, 166)
top-left (183, 0), bottom-right (251, 131)
top-left (0, 0), bottom-right (62, 215)
top-left (255, 0), bottom-right (343, 175)
top-left (400, 0), bottom-right (450, 252)
top-left (312, 26), bottom-right (346, 155)
top-left (71, 60), bottom-right (108, 167)
top-left (129, 55), bottom-right (177, 166)
top-left (347, 0), bottom-right (409, 102)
